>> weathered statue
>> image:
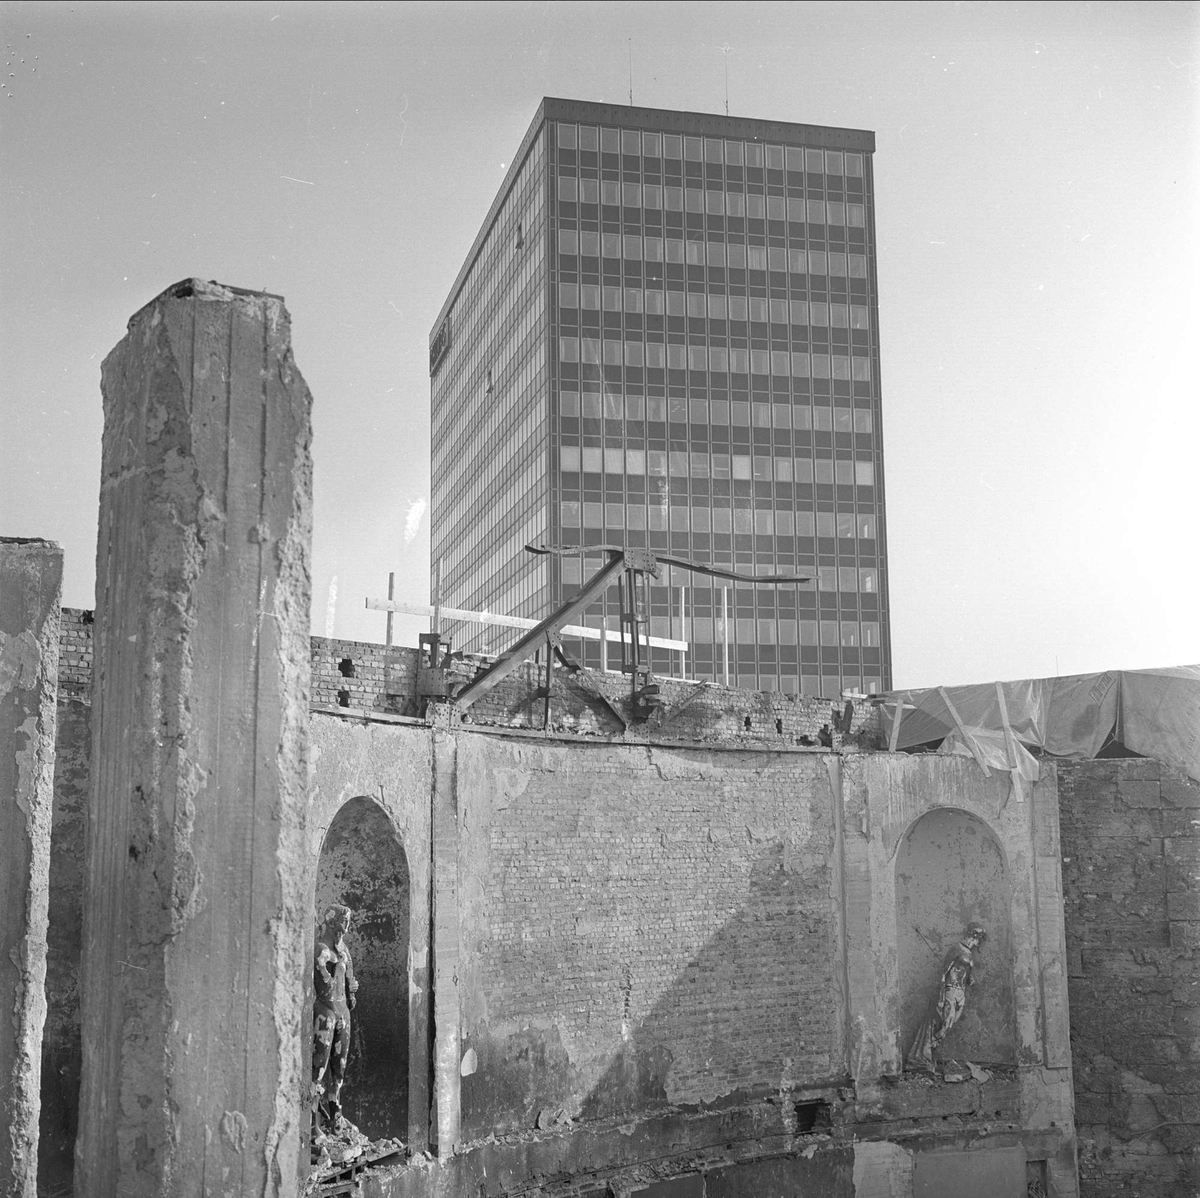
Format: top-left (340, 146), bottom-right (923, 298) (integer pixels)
top-left (905, 922), bottom-right (986, 1073)
top-left (312, 904), bottom-right (358, 1138)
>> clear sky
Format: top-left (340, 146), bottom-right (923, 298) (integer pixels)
top-left (1, 0), bottom-right (1196, 689)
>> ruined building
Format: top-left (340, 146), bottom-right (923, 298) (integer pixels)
top-left (429, 99), bottom-right (891, 697)
top-left (3, 280), bottom-right (1198, 1198)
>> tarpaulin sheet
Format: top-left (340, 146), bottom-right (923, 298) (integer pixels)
top-left (879, 666), bottom-right (1200, 790)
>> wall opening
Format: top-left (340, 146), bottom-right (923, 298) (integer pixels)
top-left (895, 807), bottom-right (1016, 1068)
top-left (315, 796), bottom-right (410, 1140)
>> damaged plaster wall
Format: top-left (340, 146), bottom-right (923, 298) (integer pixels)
top-left (0, 539), bottom-right (61, 1198)
top-left (841, 753), bottom-right (1076, 1195)
top-left (1060, 759), bottom-right (1200, 1197)
top-left (307, 713), bottom-right (434, 1152)
top-left (36, 693), bottom-right (88, 1193)
top-left (449, 736), bottom-right (845, 1139)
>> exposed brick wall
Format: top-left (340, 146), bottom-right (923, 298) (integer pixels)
top-left (57, 608), bottom-right (93, 701)
top-left (310, 635), bottom-right (416, 714)
top-left (1060, 759), bottom-right (1200, 1197)
top-left (463, 662), bottom-right (879, 748)
top-left (453, 737), bottom-right (845, 1140)
top-left (60, 610), bottom-right (882, 748)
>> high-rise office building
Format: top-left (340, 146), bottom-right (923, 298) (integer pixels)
top-left (429, 98), bottom-right (891, 696)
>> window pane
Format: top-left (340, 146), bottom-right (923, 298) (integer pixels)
top-left (557, 124), bottom-right (577, 149)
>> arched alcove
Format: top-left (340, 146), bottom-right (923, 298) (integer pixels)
top-left (895, 807), bottom-right (1016, 1067)
top-left (315, 796), bottom-right (410, 1140)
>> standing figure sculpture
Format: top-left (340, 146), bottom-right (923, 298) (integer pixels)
top-left (312, 904), bottom-right (358, 1140)
top-left (905, 922), bottom-right (986, 1073)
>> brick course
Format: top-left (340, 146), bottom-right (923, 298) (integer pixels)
top-left (1060, 759), bottom-right (1200, 1197)
top-left (453, 739), bottom-right (844, 1139)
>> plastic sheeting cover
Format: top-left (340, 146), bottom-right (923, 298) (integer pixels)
top-left (879, 666), bottom-right (1200, 786)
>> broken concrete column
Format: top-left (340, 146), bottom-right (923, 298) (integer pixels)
top-left (0, 538), bottom-right (62, 1198)
top-left (76, 280), bottom-right (312, 1196)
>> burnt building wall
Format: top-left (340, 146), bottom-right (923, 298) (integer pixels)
top-left (1059, 758), bottom-right (1200, 1197)
top-left (47, 609), bottom-right (1200, 1196)
top-left (451, 737), bottom-right (845, 1138)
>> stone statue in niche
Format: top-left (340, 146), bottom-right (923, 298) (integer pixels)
top-left (905, 922), bottom-right (987, 1074)
top-left (312, 903), bottom-right (358, 1141)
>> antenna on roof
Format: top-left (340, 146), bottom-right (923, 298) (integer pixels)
top-left (719, 42), bottom-right (733, 116)
top-left (628, 39), bottom-right (633, 106)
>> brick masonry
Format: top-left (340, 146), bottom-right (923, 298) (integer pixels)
top-left (64, 608), bottom-right (880, 749)
top-left (1059, 758), bottom-right (1200, 1197)
top-left (48, 610), bottom-right (1200, 1194)
top-left (452, 737), bottom-right (844, 1139)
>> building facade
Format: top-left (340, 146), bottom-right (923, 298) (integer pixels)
top-left (430, 98), bottom-right (891, 696)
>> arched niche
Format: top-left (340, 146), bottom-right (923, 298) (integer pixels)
top-left (895, 807), bottom-right (1016, 1067)
top-left (315, 796), bottom-right (410, 1140)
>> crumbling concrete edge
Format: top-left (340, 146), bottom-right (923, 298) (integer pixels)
top-left (1, 539), bottom-right (62, 1198)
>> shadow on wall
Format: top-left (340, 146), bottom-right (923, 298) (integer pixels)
top-left (315, 796), bottom-right (410, 1141)
top-left (37, 698), bottom-right (90, 1197)
top-left (896, 808), bottom-right (1016, 1067)
top-left (460, 841), bottom-right (841, 1136)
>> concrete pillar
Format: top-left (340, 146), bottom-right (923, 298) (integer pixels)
top-left (0, 538), bottom-right (62, 1198)
top-left (430, 726), bottom-right (461, 1154)
top-left (77, 280), bottom-right (312, 1196)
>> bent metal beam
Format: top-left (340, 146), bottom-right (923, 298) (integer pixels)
top-left (76, 280), bottom-right (313, 1196)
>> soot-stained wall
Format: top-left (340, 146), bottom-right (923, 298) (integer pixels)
top-left (451, 737), bottom-right (846, 1140)
top-left (896, 807), bottom-right (1016, 1067)
top-left (1060, 758), bottom-right (1200, 1198)
top-left (35, 697), bottom-right (88, 1193)
top-left (316, 796), bottom-right (412, 1141)
top-left (308, 715), bottom-right (434, 1152)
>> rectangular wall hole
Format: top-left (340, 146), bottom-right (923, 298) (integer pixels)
top-left (795, 1099), bottom-right (832, 1134)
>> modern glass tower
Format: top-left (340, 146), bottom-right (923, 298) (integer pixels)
top-left (430, 98), bottom-right (891, 697)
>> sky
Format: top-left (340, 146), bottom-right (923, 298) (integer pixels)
top-left (1, 0), bottom-right (1196, 689)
